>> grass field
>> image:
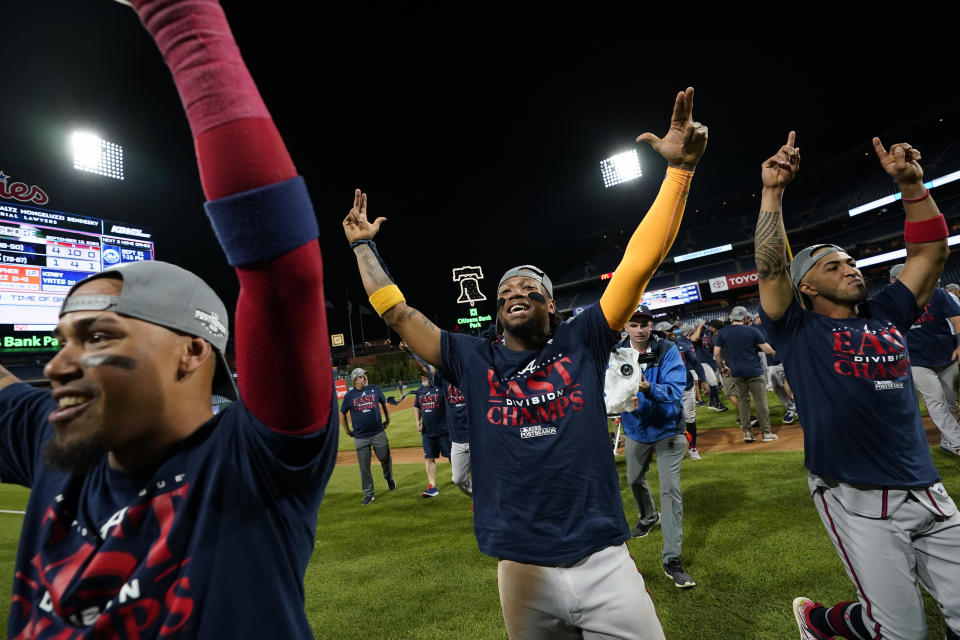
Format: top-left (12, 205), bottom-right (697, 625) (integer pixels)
top-left (1, 443), bottom-right (957, 639)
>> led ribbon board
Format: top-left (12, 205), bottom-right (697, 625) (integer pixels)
top-left (0, 200), bottom-right (154, 353)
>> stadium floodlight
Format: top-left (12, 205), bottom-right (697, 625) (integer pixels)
top-left (71, 131), bottom-right (124, 180)
top-left (601, 150), bottom-right (642, 188)
top-left (855, 234), bottom-right (960, 268)
top-left (848, 169), bottom-right (960, 217)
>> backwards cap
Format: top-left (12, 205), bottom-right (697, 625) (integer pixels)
top-left (59, 260), bottom-right (237, 400)
top-left (498, 265), bottom-right (553, 299)
top-left (889, 263), bottom-right (905, 279)
top-left (790, 244), bottom-right (845, 288)
top-left (729, 306), bottom-right (750, 321)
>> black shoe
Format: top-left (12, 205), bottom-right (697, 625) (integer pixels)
top-left (361, 495), bottom-right (375, 506)
top-left (663, 557), bottom-right (696, 588)
top-left (750, 417), bottom-right (759, 427)
top-left (387, 477), bottom-right (397, 491)
top-left (630, 512), bottom-right (660, 538)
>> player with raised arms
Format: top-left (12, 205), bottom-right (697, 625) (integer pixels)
top-left (0, 0), bottom-right (338, 636)
top-left (345, 88), bottom-right (707, 639)
top-left (752, 132), bottom-right (960, 640)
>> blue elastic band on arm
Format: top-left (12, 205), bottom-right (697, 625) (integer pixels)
top-left (204, 176), bottom-right (319, 267)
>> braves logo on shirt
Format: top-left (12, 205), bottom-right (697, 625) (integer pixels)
top-left (830, 323), bottom-right (910, 380)
top-left (484, 353), bottom-right (585, 429)
top-left (11, 474), bottom-right (194, 638)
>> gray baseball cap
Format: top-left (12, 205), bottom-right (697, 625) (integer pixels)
top-left (790, 244), bottom-right (845, 287)
top-left (59, 260), bottom-right (237, 401)
top-left (946, 283), bottom-right (960, 292)
top-left (889, 263), bottom-right (905, 279)
top-left (679, 323), bottom-right (695, 335)
top-left (653, 321), bottom-right (674, 332)
top-left (730, 306), bottom-right (750, 321)
top-left (498, 265), bottom-right (553, 298)
top-left (350, 367), bottom-right (367, 380)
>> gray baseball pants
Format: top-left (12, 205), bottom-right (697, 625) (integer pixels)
top-left (768, 364), bottom-right (796, 414)
top-left (912, 362), bottom-right (960, 451)
top-left (732, 375), bottom-right (771, 436)
top-left (498, 543), bottom-right (665, 640)
top-left (813, 480), bottom-right (960, 639)
top-left (354, 430), bottom-right (393, 498)
top-left (625, 433), bottom-right (686, 563)
top-left (450, 441), bottom-right (472, 496)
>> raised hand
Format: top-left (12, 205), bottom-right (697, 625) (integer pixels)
top-left (872, 138), bottom-right (923, 185)
top-left (636, 87), bottom-right (708, 172)
top-left (761, 131), bottom-right (800, 190)
top-left (342, 189), bottom-right (386, 243)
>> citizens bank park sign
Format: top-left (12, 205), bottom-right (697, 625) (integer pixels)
top-left (709, 270), bottom-right (759, 293)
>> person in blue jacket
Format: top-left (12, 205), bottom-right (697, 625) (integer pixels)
top-left (611, 308), bottom-right (696, 588)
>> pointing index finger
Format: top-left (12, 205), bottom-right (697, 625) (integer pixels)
top-left (872, 137), bottom-right (888, 160)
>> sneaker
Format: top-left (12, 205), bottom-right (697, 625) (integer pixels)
top-left (707, 405), bottom-right (721, 411)
top-left (743, 430), bottom-right (755, 443)
top-left (422, 484), bottom-right (439, 498)
top-left (361, 495), bottom-right (375, 506)
top-left (663, 557), bottom-right (696, 588)
top-left (387, 477), bottom-right (397, 491)
top-left (630, 512), bottom-right (660, 538)
top-left (783, 411), bottom-right (797, 424)
top-left (688, 447), bottom-right (702, 460)
top-left (750, 417), bottom-right (759, 427)
top-left (762, 432), bottom-right (779, 442)
top-left (940, 443), bottom-right (960, 457)
top-left (715, 405), bottom-right (729, 412)
top-left (792, 597), bottom-right (830, 640)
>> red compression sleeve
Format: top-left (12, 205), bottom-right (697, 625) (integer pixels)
top-left (134, 0), bottom-right (332, 432)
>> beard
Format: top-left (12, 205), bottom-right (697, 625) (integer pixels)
top-left (43, 431), bottom-right (108, 474)
top-left (501, 311), bottom-right (551, 345)
top-left (820, 283), bottom-right (868, 307)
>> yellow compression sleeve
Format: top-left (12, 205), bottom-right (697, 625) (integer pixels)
top-left (600, 166), bottom-right (693, 330)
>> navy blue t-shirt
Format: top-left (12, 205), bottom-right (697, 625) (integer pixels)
top-left (443, 382), bottom-right (469, 444)
top-left (755, 323), bottom-right (782, 365)
top-left (0, 382), bottom-right (337, 639)
top-left (340, 385), bottom-right (388, 438)
top-left (714, 324), bottom-right (766, 377)
top-left (673, 336), bottom-right (701, 390)
top-left (760, 281), bottom-right (938, 486)
top-left (695, 327), bottom-right (718, 367)
top-left (441, 303), bottom-right (628, 564)
top-left (414, 383), bottom-right (447, 437)
top-left (905, 287), bottom-right (960, 368)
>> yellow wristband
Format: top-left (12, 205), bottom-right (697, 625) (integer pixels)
top-left (369, 284), bottom-right (406, 316)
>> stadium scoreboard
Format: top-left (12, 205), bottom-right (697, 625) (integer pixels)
top-left (0, 200), bottom-right (154, 354)
top-left (641, 282), bottom-right (701, 310)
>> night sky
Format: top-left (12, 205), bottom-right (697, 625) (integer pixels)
top-left (2, 3), bottom-right (959, 342)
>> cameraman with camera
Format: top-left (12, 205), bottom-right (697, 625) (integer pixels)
top-left (605, 306), bottom-right (696, 589)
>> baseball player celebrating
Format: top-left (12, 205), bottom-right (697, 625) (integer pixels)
top-left (345, 87), bottom-right (707, 639)
top-left (888, 263), bottom-right (960, 456)
top-left (753, 131), bottom-right (960, 640)
top-left (0, 1), bottom-right (339, 636)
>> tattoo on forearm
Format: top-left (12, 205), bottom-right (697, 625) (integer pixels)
top-left (755, 209), bottom-right (786, 280)
top-left (355, 245), bottom-right (394, 290)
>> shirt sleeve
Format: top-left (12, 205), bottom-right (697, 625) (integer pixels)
top-left (645, 345), bottom-right (687, 405)
top-left (340, 394), bottom-right (351, 415)
top-left (440, 331), bottom-right (469, 387)
top-left (568, 304), bottom-right (621, 367)
top-left (414, 394), bottom-right (422, 409)
top-left (0, 383), bottom-right (56, 488)
top-left (759, 297), bottom-right (805, 347)
top-left (376, 387), bottom-right (387, 404)
top-left (714, 331), bottom-right (725, 347)
top-left (865, 280), bottom-right (922, 334)
top-left (938, 288), bottom-right (960, 318)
